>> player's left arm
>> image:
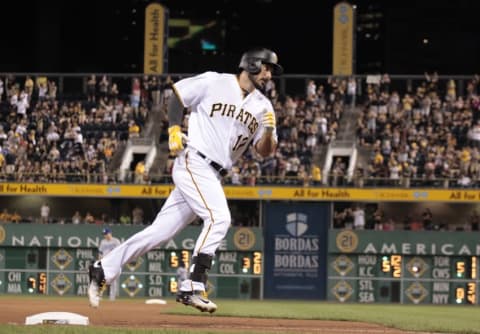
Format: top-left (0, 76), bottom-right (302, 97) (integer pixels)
top-left (167, 91), bottom-right (187, 155)
top-left (255, 110), bottom-right (277, 158)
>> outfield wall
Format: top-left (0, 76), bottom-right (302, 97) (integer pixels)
top-left (0, 184), bottom-right (479, 304)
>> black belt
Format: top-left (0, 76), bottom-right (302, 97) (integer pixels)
top-left (196, 151), bottom-right (228, 177)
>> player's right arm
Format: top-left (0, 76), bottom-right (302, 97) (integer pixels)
top-left (254, 104), bottom-right (278, 158)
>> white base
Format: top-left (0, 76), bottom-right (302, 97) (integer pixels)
top-left (145, 299), bottom-right (167, 305)
top-left (25, 312), bottom-right (89, 325)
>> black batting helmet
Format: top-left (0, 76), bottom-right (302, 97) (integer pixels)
top-left (239, 48), bottom-right (283, 75)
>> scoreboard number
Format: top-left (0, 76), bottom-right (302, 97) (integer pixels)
top-left (242, 257), bottom-right (251, 273)
top-left (181, 250), bottom-right (190, 269)
top-left (471, 257), bottom-right (477, 279)
top-left (169, 250), bottom-right (190, 269)
top-left (38, 272), bottom-right (47, 294)
top-left (169, 277), bottom-right (178, 293)
top-left (381, 255), bottom-right (402, 278)
top-left (455, 257), bottom-right (477, 279)
top-left (454, 283), bottom-right (476, 304)
top-left (27, 272), bottom-right (47, 294)
top-left (456, 261), bottom-right (465, 278)
top-left (170, 252), bottom-right (179, 268)
top-left (253, 252), bottom-right (262, 275)
top-left (467, 282), bottom-right (476, 304)
top-left (27, 276), bottom-right (36, 293)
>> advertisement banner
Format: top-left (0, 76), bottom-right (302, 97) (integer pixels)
top-left (264, 202), bottom-right (329, 299)
top-left (330, 230), bottom-right (480, 256)
top-left (0, 224), bottom-right (262, 250)
top-left (144, 3), bottom-right (166, 74)
top-left (332, 2), bottom-right (354, 75)
top-left (0, 183), bottom-right (479, 202)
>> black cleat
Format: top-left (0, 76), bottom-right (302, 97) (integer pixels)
top-left (88, 261), bottom-right (106, 308)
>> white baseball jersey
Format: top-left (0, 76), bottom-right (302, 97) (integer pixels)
top-left (175, 72), bottom-right (277, 169)
top-left (99, 71), bottom-right (276, 293)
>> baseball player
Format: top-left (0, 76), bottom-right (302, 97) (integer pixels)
top-left (88, 47), bottom-right (282, 313)
top-left (98, 227), bottom-right (121, 301)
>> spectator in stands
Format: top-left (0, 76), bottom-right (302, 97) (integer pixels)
top-left (109, 82), bottom-right (119, 101)
top-left (132, 206), bottom-right (144, 225)
top-left (160, 75), bottom-right (174, 109)
top-left (343, 207), bottom-right (354, 229)
top-left (119, 213), bottom-right (131, 225)
top-left (134, 159), bottom-right (146, 184)
top-left (98, 75), bottom-right (110, 99)
top-left (149, 76), bottom-right (161, 105)
top-left (128, 120), bottom-right (140, 138)
top-left (422, 207), bottom-right (434, 230)
top-left (16, 91), bottom-right (29, 118)
top-left (330, 157), bottom-right (346, 186)
top-left (373, 207), bottom-right (384, 230)
top-left (306, 80), bottom-right (316, 100)
top-left (37, 80), bottom-right (48, 101)
top-left (230, 166), bottom-right (242, 185)
top-left (469, 209), bottom-right (480, 231)
top-left (84, 212), bottom-right (95, 224)
top-left (0, 209), bottom-right (11, 222)
top-left (40, 203), bottom-right (50, 224)
top-left (131, 78), bottom-right (141, 110)
top-left (353, 205), bottom-right (365, 230)
top-left (9, 211), bottom-right (21, 223)
top-left (87, 74), bottom-right (96, 102)
top-left (72, 211), bottom-right (82, 224)
top-left (346, 77), bottom-right (357, 107)
top-left (333, 209), bottom-right (345, 229)
top-left (383, 217), bottom-right (396, 231)
top-left (311, 164), bottom-right (321, 186)
top-left (24, 76), bottom-right (34, 97)
top-left (48, 80), bottom-right (57, 101)
top-left (353, 165), bottom-right (365, 187)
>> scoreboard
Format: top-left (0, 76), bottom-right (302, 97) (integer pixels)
top-left (328, 254), bottom-right (478, 304)
top-left (328, 230), bottom-right (480, 304)
top-left (0, 225), bottom-right (263, 300)
top-left (0, 248), bottom-right (263, 299)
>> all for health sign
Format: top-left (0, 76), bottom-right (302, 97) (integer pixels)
top-left (264, 202), bottom-right (329, 299)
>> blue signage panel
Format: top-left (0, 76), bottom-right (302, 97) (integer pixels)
top-left (264, 202), bottom-right (329, 299)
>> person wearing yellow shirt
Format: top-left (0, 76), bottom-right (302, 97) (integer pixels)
top-left (128, 121), bottom-right (140, 138)
top-left (0, 151), bottom-right (5, 170)
top-left (104, 145), bottom-right (113, 162)
top-left (311, 164), bottom-right (321, 186)
top-left (10, 211), bottom-right (21, 223)
top-left (134, 160), bottom-right (146, 184)
top-left (0, 209), bottom-right (11, 223)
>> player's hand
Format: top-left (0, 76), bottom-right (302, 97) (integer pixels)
top-left (168, 125), bottom-right (187, 155)
top-left (262, 110), bottom-right (276, 132)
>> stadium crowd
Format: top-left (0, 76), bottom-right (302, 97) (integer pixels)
top-left (2, 72), bottom-right (480, 188)
top-left (356, 73), bottom-right (480, 188)
top-left (1, 72), bottom-right (480, 227)
top-left (0, 75), bottom-right (149, 183)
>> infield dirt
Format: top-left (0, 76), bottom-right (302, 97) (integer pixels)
top-left (0, 298), bottom-right (433, 333)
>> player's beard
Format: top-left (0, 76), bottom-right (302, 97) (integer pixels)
top-left (248, 73), bottom-right (266, 93)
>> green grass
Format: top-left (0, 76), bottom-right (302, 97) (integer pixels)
top-left (167, 299), bottom-right (480, 334)
top-left (2, 297), bottom-right (480, 333)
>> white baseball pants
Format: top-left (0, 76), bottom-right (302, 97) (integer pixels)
top-left (101, 149), bottom-right (231, 284)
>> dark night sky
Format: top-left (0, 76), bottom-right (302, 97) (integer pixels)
top-left (1, 0), bottom-right (480, 74)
